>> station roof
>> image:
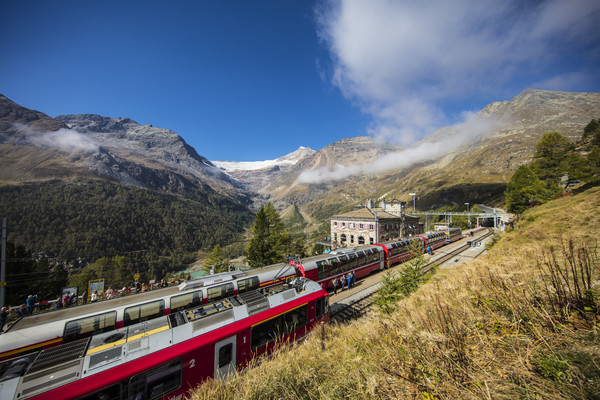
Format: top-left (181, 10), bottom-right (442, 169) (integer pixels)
top-left (331, 207), bottom-right (402, 221)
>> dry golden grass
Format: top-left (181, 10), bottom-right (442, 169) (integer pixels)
top-left (189, 186), bottom-right (600, 400)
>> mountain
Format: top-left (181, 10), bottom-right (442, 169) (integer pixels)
top-left (224, 89), bottom-right (600, 227)
top-left (0, 94), bottom-right (251, 202)
top-left (0, 95), bottom-right (255, 266)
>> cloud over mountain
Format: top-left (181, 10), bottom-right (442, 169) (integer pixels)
top-left (13, 123), bottom-right (100, 154)
top-left (316, 0), bottom-right (600, 145)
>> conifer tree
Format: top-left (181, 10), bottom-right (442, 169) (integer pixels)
top-left (206, 244), bottom-right (229, 273)
top-left (530, 131), bottom-right (574, 188)
top-left (246, 203), bottom-right (291, 268)
top-left (505, 165), bottom-right (552, 214)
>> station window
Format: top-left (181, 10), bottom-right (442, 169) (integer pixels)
top-left (207, 283), bottom-right (234, 302)
top-left (124, 300), bottom-right (165, 327)
top-left (128, 359), bottom-right (182, 400)
top-left (170, 290), bottom-right (202, 313)
top-left (369, 224), bottom-right (374, 230)
top-left (64, 311), bottom-right (116, 342)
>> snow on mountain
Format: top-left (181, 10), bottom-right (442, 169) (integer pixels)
top-left (214, 146), bottom-right (315, 172)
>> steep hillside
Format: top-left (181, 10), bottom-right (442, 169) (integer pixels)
top-left (190, 186), bottom-right (600, 400)
top-left (233, 89), bottom-right (600, 220)
top-left (0, 179), bottom-right (254, 265)
top-left (0, 95), bottom-right (255, 267)
top-left (0, 95), bottom-right (253, 203)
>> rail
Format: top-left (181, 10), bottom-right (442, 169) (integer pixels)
top-left (330, 229), bottom-right (493, 324)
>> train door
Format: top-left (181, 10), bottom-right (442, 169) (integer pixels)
top-left (214, 335), bottom-right (237, 380)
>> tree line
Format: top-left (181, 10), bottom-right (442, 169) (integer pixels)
top-left (0, 179), bottom-right (254, 303)
top-left (505, 119), bottom-right (600, 215)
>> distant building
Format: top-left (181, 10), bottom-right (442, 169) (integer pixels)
top-left (330, 199), bottom-right (422, 247)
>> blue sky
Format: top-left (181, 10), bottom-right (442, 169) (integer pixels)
top-left (2, 1), bottom-right (599, 162)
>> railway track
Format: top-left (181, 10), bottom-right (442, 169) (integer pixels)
top-left (330, 229), bottom-right (494, 324)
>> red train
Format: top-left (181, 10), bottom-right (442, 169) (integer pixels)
top-left (0, 278), bottom-right (329, 400)
top-left (291, 228), bottom-right (463, 289)
top-left (0, 263), bottom-right (296, 362)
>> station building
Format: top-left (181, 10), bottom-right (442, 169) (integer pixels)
top-left (329, 199), bottom-right (422, 248)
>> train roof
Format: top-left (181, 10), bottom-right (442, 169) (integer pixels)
top-left (7, 286), bottom-right (182, 332)
top-left (0, 278), bottom-right (325, 399)
top-left (5, 263), bottom-right (296, 333)
top-left (295, 244), bottom-right (381, 264)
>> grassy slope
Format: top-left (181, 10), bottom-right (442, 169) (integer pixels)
top-left (190, 187), bottom-right (600, 400)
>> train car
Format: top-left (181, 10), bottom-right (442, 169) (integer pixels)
top-left (445, 227), bottom-right (463, 243)
top-left (373, 236), bottom-right (425, 268)
top-left (417, 231), bottom-right (447, 250)
top-left (0, 277), bottom-right (329, 400)
top-left (0, 263), bottom-right (297, 362)
top-left (289, 245), bottom-right (385, 290)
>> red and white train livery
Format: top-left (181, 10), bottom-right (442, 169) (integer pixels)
top-left (0, 277), bottom-right (328, 400)
top-left (291, 228), bottom-right (463, 289)
top-left (0, 263), bottom-right (296, 362)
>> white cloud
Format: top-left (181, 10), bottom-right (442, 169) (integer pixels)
top-left (297, 112), bottom-right (503, 184)
top-left (316, 0), bottom-right (600, 135)
top-left (13, 123), bottom-right (99, 154)
top-left (305, 0), bottom-right (600, 183)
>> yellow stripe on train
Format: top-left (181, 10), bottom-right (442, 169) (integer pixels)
top-left (0, 337), bottom-right (63, 359)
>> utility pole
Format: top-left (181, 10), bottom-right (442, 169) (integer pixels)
top-left (465, 202), bottom-right (470, 226)
top-left (409, 193), bottom-right (416, 213)
top-left (1, 218), bottom-right (6, 309)
top-left (373, 211), bottom-right (379, 243)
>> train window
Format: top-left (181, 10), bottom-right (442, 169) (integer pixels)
top-left (283, 304), bottom-right (308, 333)
top-left (64, 311), bottom-right (116, 343)
top-left (79, 383), bottom-right (121, 400)
top-left (207, 283), bottom-right (234, 303)
top-left (237, 277), bottom-right (260, 294)
top-left (356, 251), bottom-right (365, 267)
top-left (316, 298), bottom-right (323, 319)
top-left (328, 258), bottom-right (340, 275)
top-left (170, 290), bottom-right (203, 313)
top-left (373, 250), bottom-right (380, 261)
top-left (251, 315), bottom-right (283, 351)
top-left (316, 260), bottom-right (329, 280)
top-left (338, 255), bottom-right (349, 273)
top-left (347, 253), bottom-right (357, 269)
top-left (124, 300), bottom-right (165, 327)
top-left (218, 343), bottom-right (233, 368)
top-left (128, 358), bottom-right (182, 400)
top-left (365, 249), bottom-right (373, 263)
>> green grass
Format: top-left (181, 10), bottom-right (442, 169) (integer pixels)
top-left (190, 186), bottom-right (600, 400)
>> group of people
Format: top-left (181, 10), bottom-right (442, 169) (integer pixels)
top-left (0, 294), bottom-right (39, 332)
top-left (55, 292), bottom-right (79, 310)
top-left (331, 271), bottom-right (356, 295)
